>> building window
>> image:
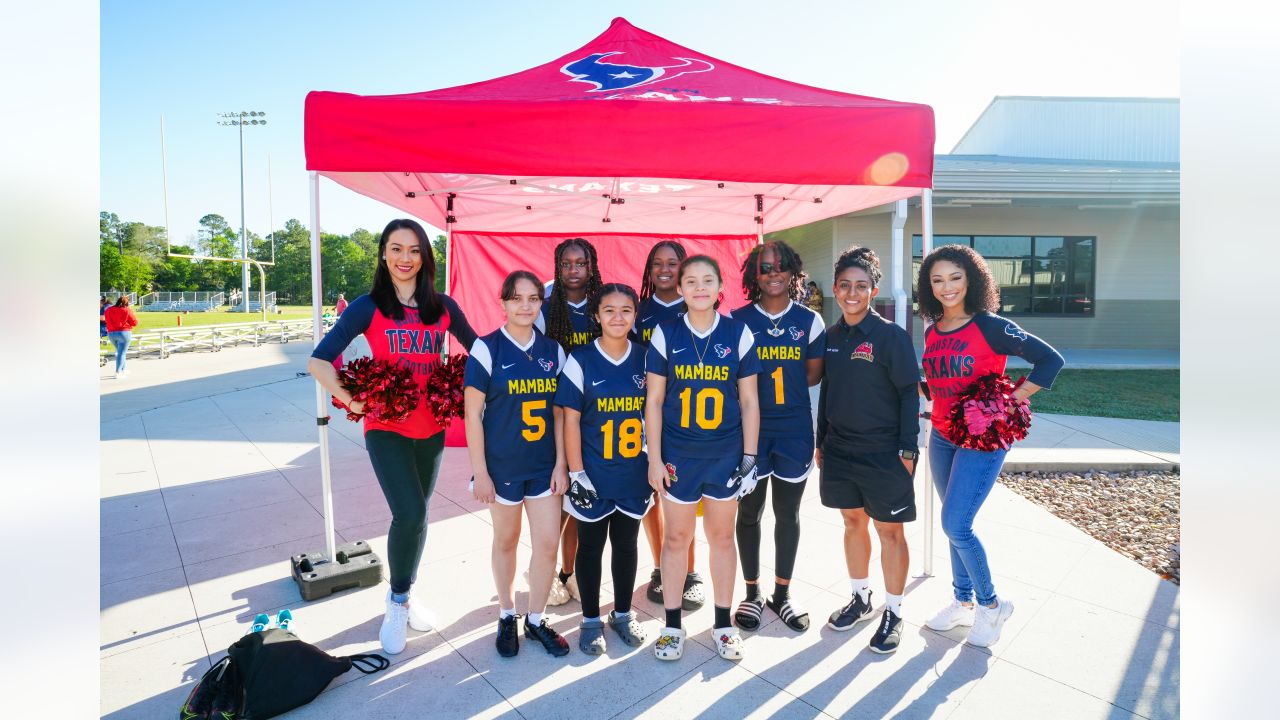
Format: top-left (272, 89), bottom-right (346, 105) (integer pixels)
top-left (911, 235), bottom-right (1095, 316)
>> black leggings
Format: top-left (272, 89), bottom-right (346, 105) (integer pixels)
top-left (736, 475), bottom-right (807, 582)
top-left (574, 512), bottom-right (641, 618)
top-left (364, 430), bottom-right (445, 594)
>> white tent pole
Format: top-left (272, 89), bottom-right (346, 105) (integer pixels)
top-left (920, 188), bottom-right (935, 577)
top-left (309, 171), bottom-right (338, 562)
top-left (890, 199), bottom-right (908, 328)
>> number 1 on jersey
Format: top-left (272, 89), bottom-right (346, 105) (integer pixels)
top-left (771, 366), bottom-right (784, 405)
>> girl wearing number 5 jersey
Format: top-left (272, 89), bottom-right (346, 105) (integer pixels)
top-left (464, 270), bottom-right (571, 659)
top-left (645, 255), bottom-right (761, 662)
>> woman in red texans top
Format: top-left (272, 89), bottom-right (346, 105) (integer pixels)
top-left (309, 219), bottom-right (477, 656)
top-left (917, 244), bottom-right (1063, 649)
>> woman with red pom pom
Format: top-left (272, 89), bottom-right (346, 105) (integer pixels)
top-left (308, 219), bottom-right (477, 656)
top-left (917, 244), bottom-right (1063, 649)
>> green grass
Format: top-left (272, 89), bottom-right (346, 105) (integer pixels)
top-left (108, 305), bottom-right (317, 334)
top-left (1026, 369), bottom-right (1179, 422)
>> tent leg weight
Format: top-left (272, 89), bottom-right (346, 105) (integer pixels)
top-left (290, 539), bottom-right (382, 602)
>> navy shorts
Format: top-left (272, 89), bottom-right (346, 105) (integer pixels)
top-left (757, 435), bottom-right (815, 482)
top-left (565, 492), bottom-right (654, 522)
top-left (660, 453), bottom-right (740, 504)
top-left (470, 475), bottom-right (553, 506)
top-left (818, 444), bottom-right (916, 522)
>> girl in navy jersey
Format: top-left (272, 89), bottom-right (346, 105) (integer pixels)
top-left (555, 283), bottom-right (652, 655)
top-left (646, 255), bottom-right (761, 662)
top-left (465, 270), bottom-right (571, 657)
top-left (634, 240), bottom-right (706, 612)
top-left (309, 219), bottom-right (478, 656)
top-left (917, 245), bottom-right (1064, 648)
top-left (730, 241), bottom-right (825, 633)
top-left (537, 238), bottom-right (604, 607)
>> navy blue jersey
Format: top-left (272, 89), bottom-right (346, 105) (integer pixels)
top-left (646, 314), bottom-right (762, 459)
top-left (633, 295), bottom-right (686, 346)
top-left (554, 340), bottom-right (650, 499)
top-left (730, 301), bottom-right (826, 439)
top-left (535, 294), bottom-right (596, 349)
top-left (464, 328), bottom-right (567, 482)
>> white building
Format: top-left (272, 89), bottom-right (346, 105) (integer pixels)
top-left (772, 96), bottom-right (1179, 351)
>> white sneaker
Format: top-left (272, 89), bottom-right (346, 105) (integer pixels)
top-left (926, 599), bottom-right (976, 631)
top-left (380, 594), bottom-right (410, 654)
top-left (117, 369), bottom-right (129, 379)
top-left (402, 590), bottom-right (436, 632)
top-left (966, 599), bottom-right (1015, 648)
top-left (546, 577), bottom-right (571, 606)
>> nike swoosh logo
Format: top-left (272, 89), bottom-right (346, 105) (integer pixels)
top-left (501, 363), bottom-right (516, 370)
top-left (641, 316), bottom-right (653, 323)
top-left (672, 347), bottom-right (687, 354)
top-left (890, 506), bottom-right (910, 516)
top-left (592, 380), bottom-right (606, 386)
top-left (752, 331), bottom-right (760, 336)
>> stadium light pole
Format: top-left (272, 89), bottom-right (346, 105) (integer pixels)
top-left (217, 111), bottom-right (266, 312)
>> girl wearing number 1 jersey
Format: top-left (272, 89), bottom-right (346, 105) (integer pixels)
top-left (645, 255), bottom-right (761, 662)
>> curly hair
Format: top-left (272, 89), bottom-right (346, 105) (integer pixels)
top-left (588, 282), bottom-right (640, 319)
top-left (741, 240), bottom-right (804, 304)
top-left (915, 244), bottom-right (1000, 322)
top-left (639, 240), bottom-right (687, 301)
top-left (833, 246), bottom-right (883, 288)
top-left (546, 237), bottom-right (603, 352)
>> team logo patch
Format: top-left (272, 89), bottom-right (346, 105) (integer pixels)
top-left (713, 343), bottom-right (732, 359)
top-left (851, 342), bottom-right (874, 362)
top-left (560, 52), bottom-right (714, 93)
top-left (1004, 323), bottom-right (1028, 341)
top-left (664, 462), bottom-right (679, 484)
top-left (788, 327), bottom-right (805, 340)
top-left (632, 374), bottom-right (646, 389)
top-left (538, 358), bottom-right (554, 372)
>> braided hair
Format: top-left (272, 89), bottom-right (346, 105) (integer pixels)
top-left (639, 240), bottom-right (688, 301)
top-left (546, 237), bottom-right (604, 352)
top-left (741, 240), bottom-right (805, 304)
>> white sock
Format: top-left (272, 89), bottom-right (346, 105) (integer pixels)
top-left (885, 593), bottom-right (903, 616)
top-left (528, 611), bottom-right (544, 626)
top-left (499, 607), bottom-right (516, 620)
top-left (851, 577), bottom-right (870, 601)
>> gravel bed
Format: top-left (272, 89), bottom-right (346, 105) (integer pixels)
top-left (999, 470), bottom-right (1180, 584)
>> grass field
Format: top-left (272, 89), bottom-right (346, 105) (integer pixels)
top-left (1027, 369), bottom-right (1179, 422)
top-left (120, 305), bottom-right (317, 333)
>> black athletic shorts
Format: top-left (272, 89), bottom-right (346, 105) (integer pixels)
top-left (818, 443), bottom-right (916, 522)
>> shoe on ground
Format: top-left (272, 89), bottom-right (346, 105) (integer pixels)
top-left (967, 599), bottom-right (1015, 648)
top-left (712, 626), bottom-right (745, 660)
top-left (681, 572), bottom-right (706, 611)
top-left (735, 597), bottom-right (765, 630)
top-left (579, 617), bottom-right (607, 655)
top-left (645, 568), bottom-right (664, 604)
top-left (828, 591), bottom-right (875, 632)
top-left (380, 594), bottom-right (410, 655)
top-left (275, 609), bottom-right (294, 633)
top-left (926, 599), bottom-right (976, 632)
top-left (251, 613), bottom-right (271, 634)
top-left (654, 627), bottom-right (685, 660)
top-left (565, 574), bottom-right (581, 602)
top-left (766, 595), bottom-right (810, 632)
top-left (524, 617), bottom-right (571, 657)
top-left (868, 609), bottom-right (904, 654)
top-left (547, 577), bottom-right (572, 607)
top-left (407, 590), bottom-right (437, 632)
top-left (609, 610), bottom-right (648, 647)
top-left (496, 614), bottom-right (520, 657)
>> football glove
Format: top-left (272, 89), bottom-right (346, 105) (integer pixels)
top-left (727, 453), bottom-right (759, 499)
top-left (566, 470), bottom-right (599, 510)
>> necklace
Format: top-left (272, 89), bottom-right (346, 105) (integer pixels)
top-left (760, 302), bottom-right (788, 336)
top-left (691, 327), bottom-right (713, 366)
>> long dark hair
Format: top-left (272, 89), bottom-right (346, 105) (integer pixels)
top-left (915, 244), bottom-right (1000, 322)
top-left (114, 295), bottom-right (131, 308)
top-left (639, 240), bottom-right (687, 301)
top-left (370, 218), bottom-right (444, 325)
top-left (500, 270), bottom-right (543, 301)
top-left (546, 237), bottom-right (603, 352)
top-left (741, 240), bottom-right (804, 304)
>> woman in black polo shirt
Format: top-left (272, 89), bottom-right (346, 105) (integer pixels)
top-left (816, 247), bottom-right (920, 654)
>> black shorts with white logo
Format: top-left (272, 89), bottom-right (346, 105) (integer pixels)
top-left (819, 443), bottom-right (916, 522)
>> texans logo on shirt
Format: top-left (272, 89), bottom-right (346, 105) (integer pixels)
top-left (538, 358), bottom-right (555, 372)
top-left (713, 343), bottom-right (732, 359)
top-left (851, 342), bottom-right (874, 362)
top-left (632, 374), bottom-right (646, 389)
top-left (1004, 324), bottom-right (1028, 341)
top-left (788, 327), bottom-right (805, 340)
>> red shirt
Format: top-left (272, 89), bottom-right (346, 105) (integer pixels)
top-left (103, 306), bottom-right (138, 332)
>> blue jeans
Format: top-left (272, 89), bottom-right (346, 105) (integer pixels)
top-left (929, 427), bottom-right (1007, 606)
top-left (107, 331), bottom-right (132, 373)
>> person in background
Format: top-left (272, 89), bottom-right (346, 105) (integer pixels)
top-left (100, 296), bottom-right (110, 338)
top-left (335, 292), bottom-right (349, 316)
top-left (805, 280), bottom-right (825, 316)
top-left (104, 295), bottom-right (139, 379)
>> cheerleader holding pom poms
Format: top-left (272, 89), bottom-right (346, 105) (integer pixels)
top-left (308, 219), bottom-right (477, 656)
top-left (918, 244), bottom-right (1064, 648)
top-left (554, 283), bottom-right (652, 655)
top-left (464, 271), bottom-right (571, 658)
top-left (645, 256), bottom-right (762, 661)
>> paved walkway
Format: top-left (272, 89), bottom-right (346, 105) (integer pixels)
top-left (100, 344), bottom-right (1179, 718)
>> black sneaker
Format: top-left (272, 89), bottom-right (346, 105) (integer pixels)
top-left (496, 614), bottom-right (520, 657)
top-left (868, 608), bottom-right (904, 654)
top-left (646, 568), bottom-right (664, 604)
top-left (524, 617), bottom-right (571, 657)
top-left (827, 591), bottom-right (875, 631)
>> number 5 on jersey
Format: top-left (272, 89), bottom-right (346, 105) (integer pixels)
top-left (522, 400), bottom-right (547, 441)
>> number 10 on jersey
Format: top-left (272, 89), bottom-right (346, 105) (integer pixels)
top-left (678, 387), bottom-right (724, 430)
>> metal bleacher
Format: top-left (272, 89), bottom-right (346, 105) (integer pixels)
top-left (138, 291), bottom-right (227, 312)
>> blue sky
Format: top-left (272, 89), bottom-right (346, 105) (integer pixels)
top-left (101, 0), bottom-right (1178, 244)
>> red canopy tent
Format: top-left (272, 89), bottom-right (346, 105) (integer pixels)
top-left (302, 17), bottom-right (938, 567)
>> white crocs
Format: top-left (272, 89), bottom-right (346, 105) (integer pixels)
top-left (654, 627), bottom-right (685, 661)
top-left (712, 626), bottom-right (744, 660)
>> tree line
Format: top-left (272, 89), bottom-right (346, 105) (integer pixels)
top-left (100, 211), bottom-right (447, 304)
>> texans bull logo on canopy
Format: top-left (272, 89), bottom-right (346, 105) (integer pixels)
top-left (561, 51), bottom-right (714, 92)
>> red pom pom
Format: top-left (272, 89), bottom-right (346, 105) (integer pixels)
top-left (424, 353), bottom-right (468, 422)
top-left (944, 373), bottom-right (1032, 451)
top-left (331, 357), bottom-right (423, 423)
